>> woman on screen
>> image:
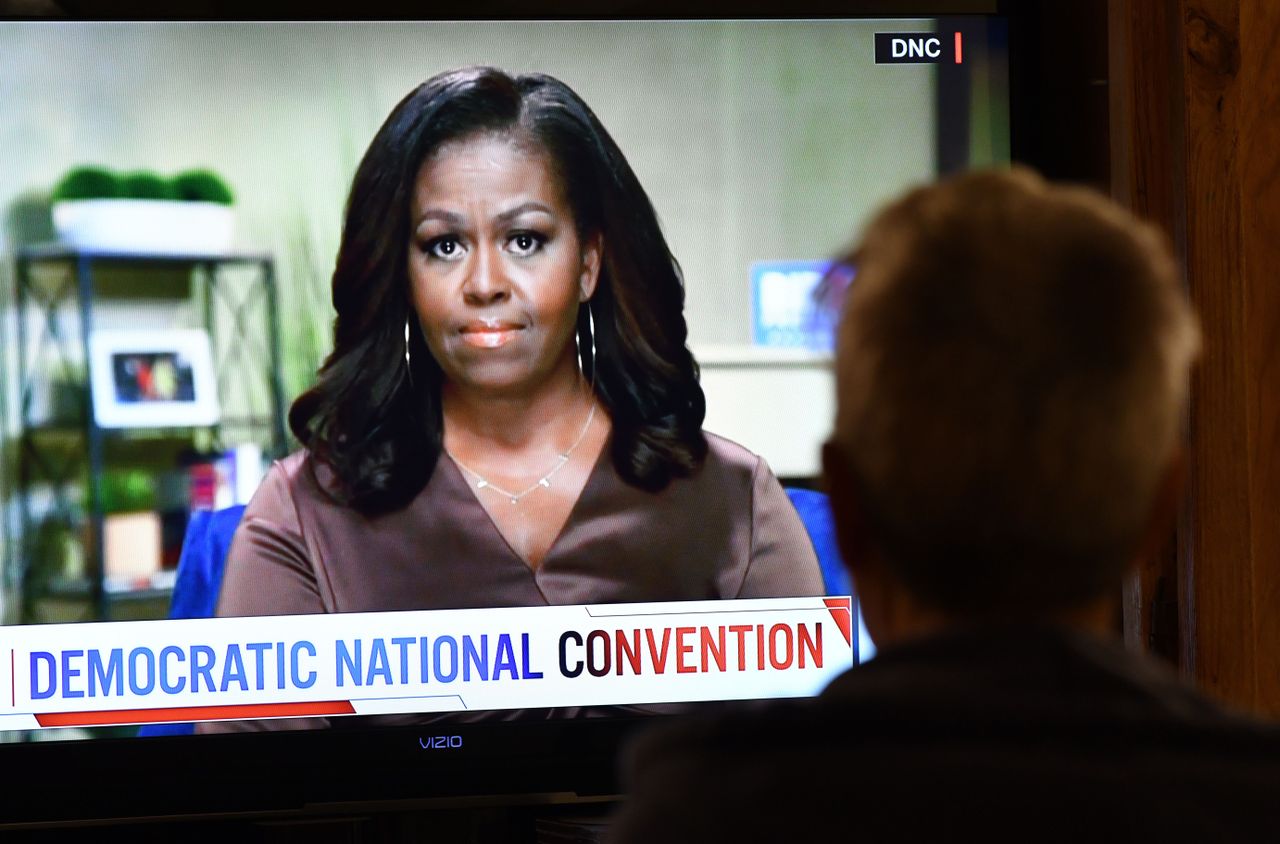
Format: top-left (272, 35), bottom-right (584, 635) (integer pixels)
top-left (211, 66), bottom-right (821, 674)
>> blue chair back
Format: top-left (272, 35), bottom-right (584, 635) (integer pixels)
top-left (169, 504), bottom-right (247, 620)
top-left (784, 487), bottom-right (852, 597)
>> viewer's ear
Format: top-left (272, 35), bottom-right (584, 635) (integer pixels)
top-left (579, 233), bottom-right (603, 302)
top-left (821, 440), bottom-right (873, 579)
top-left (823, 440), bottom-right (894, 648)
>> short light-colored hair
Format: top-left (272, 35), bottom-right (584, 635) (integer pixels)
top-left (829, 167), bottom-right (1201, 615)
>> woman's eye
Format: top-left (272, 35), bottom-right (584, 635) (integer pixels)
top-left (424, 236), bottom-right (464, 261)
top-left (508, 232), bottom-right (544, 256)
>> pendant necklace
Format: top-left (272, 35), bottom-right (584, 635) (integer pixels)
top-left (447, 401), bottom-right (597, 505)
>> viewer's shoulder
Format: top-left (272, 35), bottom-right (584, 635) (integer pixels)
top-left (626, 696), bottom-right (822, 772)
top-left (613, 700), bottom-right (837, 843)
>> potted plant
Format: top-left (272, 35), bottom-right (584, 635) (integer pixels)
top-left (51, 166), bottom-right (237, 255)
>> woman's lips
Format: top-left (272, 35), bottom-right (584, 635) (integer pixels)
top-left (459, 322), bottom-right (523, 349)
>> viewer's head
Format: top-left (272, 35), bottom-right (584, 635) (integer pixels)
top-left (291, 66), bottom-right (705, 513)
top-left (822, 167), bottom-right (1200, 634)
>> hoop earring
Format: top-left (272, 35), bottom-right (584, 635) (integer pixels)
top-left (575, 311), bottom-right (583, 376)
top-left (587, 303), bottom-right (596, 378)
top-left (577, 301), bottom-right (597, 386)
top-left (404, 318), bottom-right (413, 385)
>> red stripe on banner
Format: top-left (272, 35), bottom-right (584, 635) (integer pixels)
top-left (35, 700), bottom-right (356, 728)
top-left (955, 31), bottom-right (963, 64)
top-left (823, 597), bottom-right (853, 646)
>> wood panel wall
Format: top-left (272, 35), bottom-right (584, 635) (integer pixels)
top-left (1110, 0), bottom-right (1280, 716)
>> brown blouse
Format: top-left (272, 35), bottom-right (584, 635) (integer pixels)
top-left (199, 432), bottom-right (823, 732)
top-left (215, 432), bottom-right (822, 616)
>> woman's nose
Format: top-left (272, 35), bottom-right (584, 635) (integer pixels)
top-left (462, 242), bottom-right (510, 305)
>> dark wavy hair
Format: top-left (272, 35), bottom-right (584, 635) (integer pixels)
top-left (290, 66), bottom-right (707, 514)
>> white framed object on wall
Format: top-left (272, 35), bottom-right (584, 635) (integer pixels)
top-left (88, 329), bottom-right (220, 429)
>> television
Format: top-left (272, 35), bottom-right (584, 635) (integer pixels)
top-left (0, 3), bottom-right (1106, 833)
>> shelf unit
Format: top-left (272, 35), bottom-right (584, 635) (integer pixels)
top-left (12, 245), bottom-right (288, 622)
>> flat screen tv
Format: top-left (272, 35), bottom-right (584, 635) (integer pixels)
top-left (0, 3), bottom-right (1104, 831)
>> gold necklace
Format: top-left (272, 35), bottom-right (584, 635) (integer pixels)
top-left (447, 402), bottom-right (597, 505)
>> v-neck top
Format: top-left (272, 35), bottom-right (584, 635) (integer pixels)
top-left (214, 432), bottom-right (823, 618)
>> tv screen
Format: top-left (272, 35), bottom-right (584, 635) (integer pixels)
top-left (0, 15), bottom-right (1010, 827)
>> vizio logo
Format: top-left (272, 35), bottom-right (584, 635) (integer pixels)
top-left (419, 735), bottom-right (463, 749)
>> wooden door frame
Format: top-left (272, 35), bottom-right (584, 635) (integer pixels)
top-left (1110, 0), bottom-right (1280, 716)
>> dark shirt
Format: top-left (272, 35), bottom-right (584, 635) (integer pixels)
top-left (609, 626), bottom-right (1280, 843)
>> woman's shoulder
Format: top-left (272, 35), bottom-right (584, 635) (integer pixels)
top-left (253, 449), bottom-right (338, 513)
top-left (263, 449), bottom-right (316, 492)
top-left (271, 448), bottom-right (310, 477)
top-left (701, 431), bottom-right (766, 476)
top-left (687, 432), bottom-right (777, 498)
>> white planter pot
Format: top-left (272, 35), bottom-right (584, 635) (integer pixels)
top-left (52, 199), bottom-right (236, 255)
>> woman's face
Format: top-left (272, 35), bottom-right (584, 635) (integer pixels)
top-left (408, 132), bottom-right (601, 398)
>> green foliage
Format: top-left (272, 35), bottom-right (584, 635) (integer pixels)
top-left (279, 215), bottom-right (334, 405)
top-left (121, 171), bottom-right (178, 201)
top-left (170, 169), bottom-right (235, 205)
top-left (98, 469), bottom-right (158, 513)
top-left (51, 166), bottom-right (236, 205)
top-left (51, 166), bottom-right (122, 201)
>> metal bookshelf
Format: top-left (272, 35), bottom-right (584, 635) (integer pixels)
top-left (12, 245), bottom-right (288, 622)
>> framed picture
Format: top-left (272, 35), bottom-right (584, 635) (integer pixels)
top-left (88, 329), bottom-right (220, 428)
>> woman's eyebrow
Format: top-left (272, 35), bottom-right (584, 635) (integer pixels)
top-left (415, 208), bottom-right (465, 227)
top-left (494, 201), bottom-right (554, 224)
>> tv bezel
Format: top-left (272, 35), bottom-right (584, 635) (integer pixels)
top-left (0, 1), bottom-right (1108, 830)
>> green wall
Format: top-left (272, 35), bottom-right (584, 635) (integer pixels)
top-left (0, 21), bottom-right (939, 619)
